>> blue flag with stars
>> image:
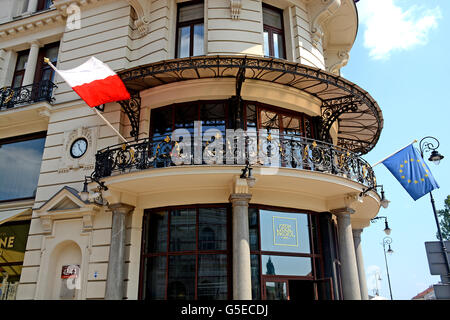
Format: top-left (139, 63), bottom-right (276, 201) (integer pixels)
top-left (382, 144), bottom-right (439, 200)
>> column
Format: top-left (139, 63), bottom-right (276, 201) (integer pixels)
top-left (353, 228), bottom-right (369, 300)
top-left (105, 203), bottom-right (134, 300)
top-left (22, 40), bottom-right (40, 86)
top-left (0, 50), bottom-right (17, 87)
top-left (332, 208), bottom-right (361, 300)
top-left (26, 0), bottom-right (39, 14)
top-left (229, 193), bottom-right (252, 300)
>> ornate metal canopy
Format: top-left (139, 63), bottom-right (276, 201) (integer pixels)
top-left (118, 55), bottom-right (383, 155)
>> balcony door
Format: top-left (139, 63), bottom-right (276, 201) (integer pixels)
top-left (34, 42), bottom-right (59, 84)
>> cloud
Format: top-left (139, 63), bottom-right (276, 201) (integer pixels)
top-left (357, 0), bottom-right (442, 60)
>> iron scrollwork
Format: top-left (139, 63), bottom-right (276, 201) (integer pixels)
top-left (118, 92), bottom-right (141, 141)
top-left (0, 80), bottom-right (56, 110)
top-left (93, 133), bottom-right (376, 188)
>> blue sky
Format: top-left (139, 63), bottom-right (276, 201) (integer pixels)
top-left (342, 0), bottom-right (450, 299)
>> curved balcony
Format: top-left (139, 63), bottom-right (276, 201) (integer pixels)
top-left (93, 133), bottom-right (376, 188)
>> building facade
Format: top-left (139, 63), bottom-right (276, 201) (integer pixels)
top-left (0, 0), bottom-right (384, 300)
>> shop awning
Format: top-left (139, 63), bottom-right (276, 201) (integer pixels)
top-left (0, 208), bottom-right (32, 226)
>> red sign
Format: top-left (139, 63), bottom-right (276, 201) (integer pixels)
top-left (61, 264), bottom-right (80, 279)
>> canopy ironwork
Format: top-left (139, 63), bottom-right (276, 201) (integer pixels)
top-left (118, 55), bottom-right (383, 155)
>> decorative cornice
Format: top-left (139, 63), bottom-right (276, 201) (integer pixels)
top-left (0, 10), bottom-right (65, 39)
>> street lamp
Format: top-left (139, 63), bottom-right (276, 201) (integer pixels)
top-left (360, 184), bottom-right (390, 209)
top-left (418, 136), bottom-right (450, 277)
top-left (382, 236), bottom-right (394, 300)
top-left (371, 216), bottom-right (392, 236)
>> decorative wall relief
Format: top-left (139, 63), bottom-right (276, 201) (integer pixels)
top-left (58, 126), bottom-right (98, 173)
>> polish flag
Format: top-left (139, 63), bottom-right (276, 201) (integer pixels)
top-left (54, 57), bottom-right (130, 107)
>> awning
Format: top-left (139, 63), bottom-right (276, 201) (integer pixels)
top-left (0, 208), bottom-right (32, 226)
top-left (118, 55), bottom-right (383, 155)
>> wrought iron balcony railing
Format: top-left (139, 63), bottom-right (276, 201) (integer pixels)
top-left (93, 133), bottom-right (376, 188)
top-left (0, 80), bottom-right (57, 110)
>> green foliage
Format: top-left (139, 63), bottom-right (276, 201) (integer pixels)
top-left (437, 195), bottom-right (450, 241)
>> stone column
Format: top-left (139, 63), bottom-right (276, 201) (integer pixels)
top-left (0, 50), bottom-right (17, 87)
top-left (229, 193), bottom-right (252, 300)
top-left (22, 40), bottom-right (40, 86)
top-left (353, 228), bottom-right (369, 300)
top-left (105, 203), bottom-right (134, 300)
top-left (26, 0), bottom-right (39, 14)
top-left (332, 208), bottom-right (361, 300)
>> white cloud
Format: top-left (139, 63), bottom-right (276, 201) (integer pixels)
top-left (357, 0), bottom-right (442, 60)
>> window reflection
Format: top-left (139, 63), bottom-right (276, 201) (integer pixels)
top-left (170, 209), bottom-right (196, 251)
top-left (262, 255), bottom-right (312, 277)
top-left (144, 256), bottom-right (166, 300)
top-left (0, 135), bottom-right (45, 201)
top-left (198, 254), bottom-right (228, 299)
top-left (193, 24), bottom-right (204, 56)
top-left (168, 255), bottom-right (196, 300)
top-left (177, 26), bottom-right (190, 58)
top-left (199, 207), bottom-right (227, 250)
top-left (265, 281), bottom-right (288, 300)
top-left (147, 211), bottom-right (168, 253)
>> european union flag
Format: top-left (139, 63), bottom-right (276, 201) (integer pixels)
top-left (382, 144), bottom-right (439, 200)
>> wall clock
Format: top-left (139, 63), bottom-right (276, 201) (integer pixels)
top-left (70, 138), bottom-right (88, 159)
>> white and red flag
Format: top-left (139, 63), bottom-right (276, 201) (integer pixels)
top-left (49, 56), bottom-right (130, 107)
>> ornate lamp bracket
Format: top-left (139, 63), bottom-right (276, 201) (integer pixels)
top-left (320, 95), bottom-right (360, 142)
top-left (118, 92), bottom-right (141, 141)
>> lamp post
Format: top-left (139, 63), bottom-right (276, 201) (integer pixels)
top-left (418, 136), bottom-right (450, 278)
top-left (382, 236), bottom-right (394, 300)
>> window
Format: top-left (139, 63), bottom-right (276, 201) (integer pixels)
top-left (246, 103), bottom-right (314, 138)
top-left (36, 0), bottom-right (53, 11)
top-left (0, 132), bottom-right (46, 202)
top-left (11, 51), bottom-right (29, 89)
top-left (262, 4), bottom-right (285, 59)
top-left (140, 205), bottom-right (230, 300)
top-left (176, 1), bottom-right (204, 58)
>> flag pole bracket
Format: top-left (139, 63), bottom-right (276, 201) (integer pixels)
top-left (118, 92), bottom-right (141, 141)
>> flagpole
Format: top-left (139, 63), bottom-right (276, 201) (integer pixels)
top-left (44, 57), bottom-right (128, 144)
top-left (371, 139), bottom-right (417, 167)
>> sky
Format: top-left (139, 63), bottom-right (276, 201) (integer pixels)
top-left (342, 0), bottom-right (450, 300)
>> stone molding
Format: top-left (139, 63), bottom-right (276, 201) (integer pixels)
top-left (310, 0), bottom-right (342, 48)
top-left (58, 126), bottom-right (98, 173)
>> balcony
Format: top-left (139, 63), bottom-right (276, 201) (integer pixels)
top-left (0, 80), bottom-right (56, 111)
top-left (93, 134), bottom-right (376, 188)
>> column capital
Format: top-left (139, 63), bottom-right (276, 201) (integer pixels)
top-left (352, 228), bottom-right (364, 238)
top-left (108, 203), bottom-right (135, 215)
top-left (330, 207), bottom-right (355, 216)
top-left (29, 40), bottom-right (41, 47)
top-left (229, 193), bottom-right (252, 206)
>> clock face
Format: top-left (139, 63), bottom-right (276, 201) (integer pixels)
top-left (70, 138), bottom-right (88, 158)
